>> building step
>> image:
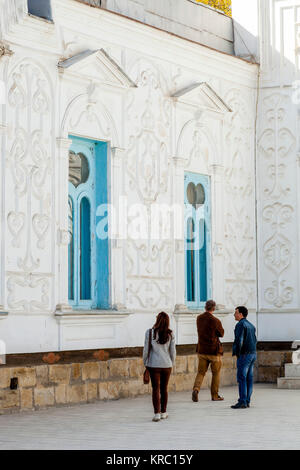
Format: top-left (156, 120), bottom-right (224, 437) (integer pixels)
top-left (277, 377), bottom-right (300, 389)
top-left (284, 364), bottom-right (300, 377)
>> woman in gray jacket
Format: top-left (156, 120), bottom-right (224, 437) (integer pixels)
top-left (143, 312), bottom-right (176, 422)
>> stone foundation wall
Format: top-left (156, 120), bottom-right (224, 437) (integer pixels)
top-left (256, 350), bottom-right (292, 383)
top-left (0, 352), bottom-right (238, 414)
top-left (0, 350), bottom-right (292, 414)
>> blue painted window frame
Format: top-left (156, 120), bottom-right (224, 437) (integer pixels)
top-left (184, 172), bottom-right (212, 309)
top-left (68, 136), bottom-right (110, 310)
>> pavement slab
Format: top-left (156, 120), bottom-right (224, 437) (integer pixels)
top-left (0, 384), bottom-right (299, 450)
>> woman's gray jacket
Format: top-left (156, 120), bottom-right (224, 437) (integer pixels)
top-left (143, 329), bottom-right (176, 368)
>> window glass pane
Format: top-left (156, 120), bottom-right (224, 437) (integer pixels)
top-left (68, 197), bottom-right (74, 300)
top-left (195, 184), bottom-right (205, 206)
top-left (199, 219), bottom-right (207, 302)
top-left (186, 217), bottom-right (195, 302)
top-left (69, 151), bottom-right (89, 187)
top-left (80, 197), bottom-right (91, 300)
top-left (187, 182), bottom-right (196, 206)
top-left (187, 182), bottom-right (205, 208)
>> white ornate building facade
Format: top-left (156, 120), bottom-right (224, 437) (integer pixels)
top-left (0, 0), bottom-right (298, 356)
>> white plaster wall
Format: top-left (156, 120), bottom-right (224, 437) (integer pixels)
top-left (255, 0), bottom-right (300, 341)
top-left (0, 0), bottom-right (258, 353)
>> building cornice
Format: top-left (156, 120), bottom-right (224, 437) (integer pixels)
top-left (51, 0), bottom-right (258, 89)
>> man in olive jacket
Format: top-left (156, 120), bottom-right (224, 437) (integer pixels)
top-left (192, 300), bottom-right (225, 402)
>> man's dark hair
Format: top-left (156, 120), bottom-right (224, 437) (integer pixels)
top-left (205, 300), bottom-right (216, 312)
top-left (236, 306), bottom-right (248, 318)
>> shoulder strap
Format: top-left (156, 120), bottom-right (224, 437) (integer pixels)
top-left (147, 328), bottom-right (152, 360)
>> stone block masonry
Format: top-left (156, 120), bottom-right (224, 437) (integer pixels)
top-left (0, 349), bottom-right (292, 414)
top-left (0, 353), bottom-right (234, 414)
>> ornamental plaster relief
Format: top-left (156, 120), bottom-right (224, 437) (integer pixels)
top-left (5, 58), bottom-right (55, 312)
top-left (124, 58), bottom-right (173, 310)
top-left (258, 92), bottom-right (297, 309)
top-left (127, 279), bottom-right (172, 311)
top-left (60, 83), bottom-right (119, 146)
top-left (223, 88), bottom-right (256, 309)
top-left (176, 118), bottom-right (212, 174)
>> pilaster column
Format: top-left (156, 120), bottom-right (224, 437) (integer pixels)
top-left (173, 156), bottom-right (188, 313)
top-left (55, 137), bottom-right (73, 313)
top-left (110, 147), bottom-right (126, 310)
top-left (0, 45), bottom-right (13, 316)
top-left (209, 163), bottom-right (225, 307)
top-left (0, 125), bottom-right (7, 314)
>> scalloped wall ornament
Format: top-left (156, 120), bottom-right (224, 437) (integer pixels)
top-left (5, 58), bottom-right (54, 310)
top-left (258, 93), bottom-right (296, 309)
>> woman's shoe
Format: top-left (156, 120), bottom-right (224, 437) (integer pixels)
top-left (212, 395), bottom-right (224, 401)
top-left (160, 412), bottom-right (168, 419)
top-left (152, 413), bottom-right (161, 422)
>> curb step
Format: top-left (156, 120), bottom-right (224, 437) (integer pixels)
top-left (277, 377), bottom-right (300, 389)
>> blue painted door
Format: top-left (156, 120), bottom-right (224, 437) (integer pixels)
top-left (184, 172), bottom-right (212, 308)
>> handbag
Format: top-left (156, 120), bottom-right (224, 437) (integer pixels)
top-left (143, 329), bottom-right (152, 384)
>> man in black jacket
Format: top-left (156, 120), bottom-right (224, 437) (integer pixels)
top-left (231, 306), bottom-right (257, 409)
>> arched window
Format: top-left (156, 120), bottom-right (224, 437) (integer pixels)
top-left (68, 137), bottom-right (109, 309)
top-left (185, 173), bottom-right (211, 308)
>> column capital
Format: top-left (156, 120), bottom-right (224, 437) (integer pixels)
top-left (56, 137), bottom-right (72, 151)
top-left (173, 156), bottom-right (188, 168)
top-left (0, 124), bottom-right (7, 135)
top-left (57, 229), bottom-right (70, 246)
top-left (209, 163), bottom-right (224, 176)
top-left (0, 43), bottom-right (13, 58)
top-left (111, 147), bottom-right (126, 168)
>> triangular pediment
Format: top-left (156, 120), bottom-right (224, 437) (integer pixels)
top-left (58, 49), bottom-right (136, 89)
top-left (172, 83), bottom-right (231, 114)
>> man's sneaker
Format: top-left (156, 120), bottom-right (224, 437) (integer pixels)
top-left (247, 403), bottom-right (250, 408)
top-left (152, 413), bottom-right (161, 422)
top-left (160, 412), bottom-right (168, 419)
top-left (192, 390), bottom-right (199, 402)
top-left (231, 403), bottom-right (247, 409)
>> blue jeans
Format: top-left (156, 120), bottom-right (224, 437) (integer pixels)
top-left (236, 353), bottom-right (256, 405)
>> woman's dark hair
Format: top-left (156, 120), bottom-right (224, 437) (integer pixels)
top-left (153, 312), bottom-right (172, 345)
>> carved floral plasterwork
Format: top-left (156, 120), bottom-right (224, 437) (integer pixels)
top-left (223, 89), bottom-right (255, 307)
top-left (61, 82), bottom-right (119, 147)
top-left (226, 282), bottom-right (256, 308)
top-left (127, 280), bottom-right (171, 310)
top-left (176, 118), bottom-right (211, 173)
top-left (262, 203), bottom-right (294, 308)
top-left (258, 94), bottom-right (295, 200)
top-left (124, 60), bottom-right (173, 310)
top-left (7, 273), bottom-right (50, 312)
top-left (5, 61), bottom-right (54, 312)
top-left (258, 93), bottom-right (296, 309)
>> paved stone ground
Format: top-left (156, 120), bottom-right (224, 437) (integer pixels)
top-left (0, 384), bottom-right (299, 450)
